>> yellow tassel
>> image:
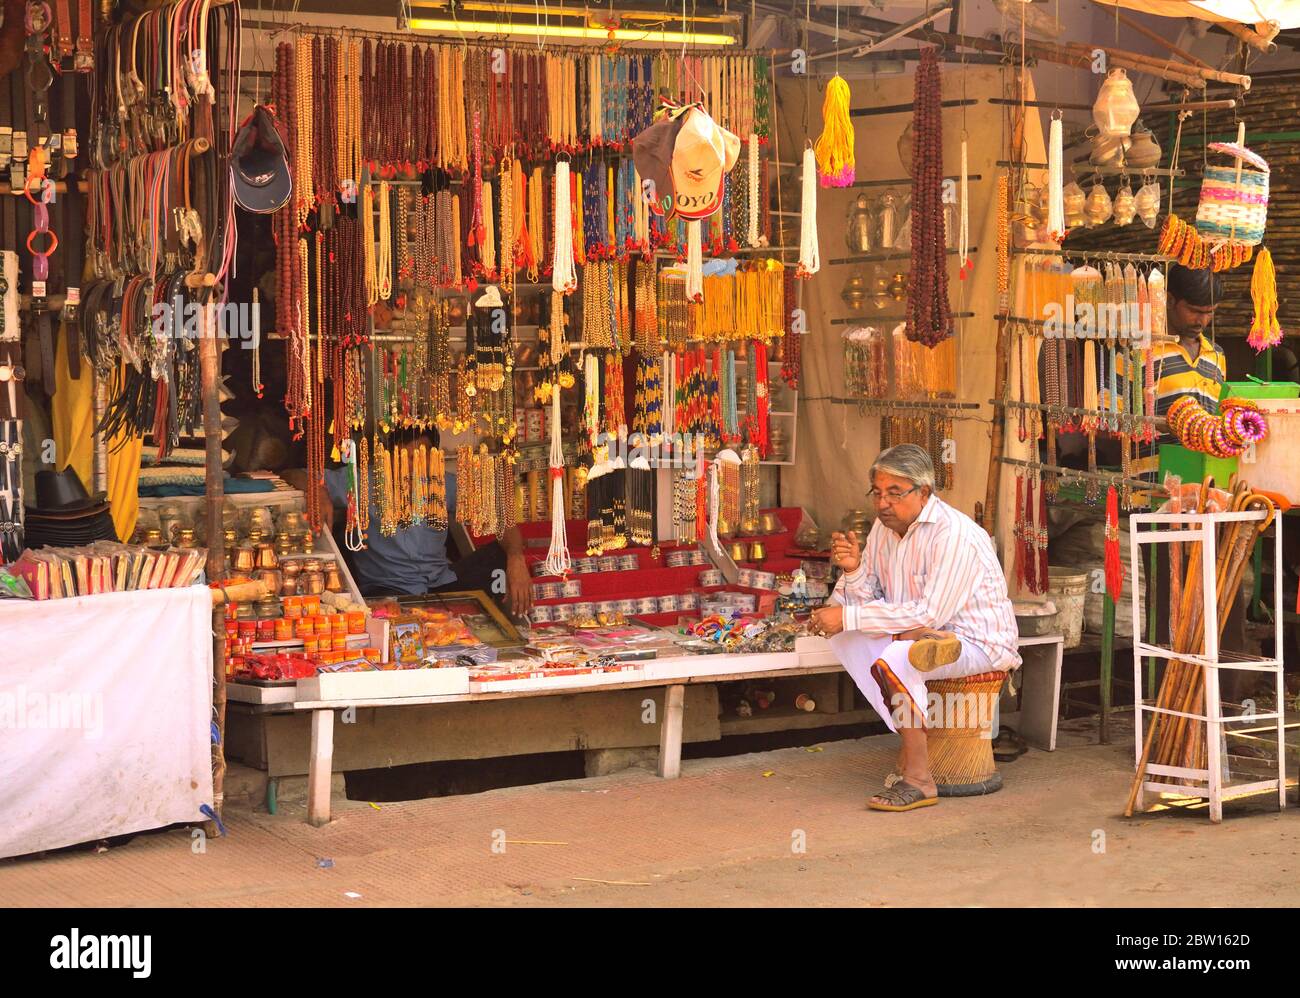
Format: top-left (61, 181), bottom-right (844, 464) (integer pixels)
top-left (813, 74), bottom-right (855, 188)
top-left (1248, 247), bottom-right (1281, 352)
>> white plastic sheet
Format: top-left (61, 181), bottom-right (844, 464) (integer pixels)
top-left (0, 586), bottom-right (213, 860)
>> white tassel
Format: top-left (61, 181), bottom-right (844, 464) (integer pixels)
top-left (662, 350), bottom-right (675, 438)
top-left (686, 220), bottom-right (704, 301)
top-left (958, 138), bottom-right (970, 272)
top-left (552, 160), bottom-right (576, 293)
top-left (633, 166), bottom-right (649, 250)
top-left (707, 459), bottom-right (722, 554)
top-left (542, 390), bottom-right (571, 577)
top-left (747, 134), bottom-right (761, 247)
top-left (797, 145), bottom-right (820, 277)
top-left (1048, 113), bottom-right (1064, 240)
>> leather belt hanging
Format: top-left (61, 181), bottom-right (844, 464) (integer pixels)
top-left (54, 69), bottom-right (80, 378)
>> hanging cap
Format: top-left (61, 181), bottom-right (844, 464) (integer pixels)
top-left (670, 105), bottom-right (741, 221)
top-left (475, 285), bottom-right (505, 309)
top-left (631, 102), bottom-right (691, 220)
top-left (231, 105), bottom-right (293, 214)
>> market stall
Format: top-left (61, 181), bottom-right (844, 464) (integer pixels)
top-left (3, 0), bottom-right (1296, 842)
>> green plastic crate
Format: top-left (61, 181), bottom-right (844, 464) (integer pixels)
top-left (1158, 444), bottom-right (1238, 486)
top-left (1220, 375), bottom-right (1300, 400)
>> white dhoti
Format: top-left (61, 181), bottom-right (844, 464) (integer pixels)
top-left (829, 631), bottom-right (996, 733)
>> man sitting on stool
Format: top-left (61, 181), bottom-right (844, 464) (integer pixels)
top-left (809, 444), bottom-right (1020, 812)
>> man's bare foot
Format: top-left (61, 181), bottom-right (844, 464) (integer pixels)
top-left (898, 628), bottom-right (962, 672)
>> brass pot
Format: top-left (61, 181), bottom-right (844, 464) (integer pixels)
top-left (255, 568), bottom-right (281, 593)
top-left (760, 512), bottom-right (780, 535)
top-left (324, 564), bottom-right (344, 593)
top-left (749, 541), bottom-right (767, 562)
top-left (299, 530), bottom-right (314, 555)
top-left (279, 510), bottom-right (305, 535)
top-left (247, 528), bottom-right (264, 546)
top-left (257, 543), bottom-right (279, 570)
top-left (301, 558), bottom-right (323, 574)
top-left (729, 541), bottom-right (748, 563)
top-left (276, 533), bottom-right (295, 558)
top-left (302, 571), bottom-right (325, 596)
top-left (280, 575), bottom-right (298, 597)
top-left (282, 559), bottom-right (303, 578)
top-left (234, 545), bottom-right (256, 573)
top-left (177, 527), bottom-right (197, 550)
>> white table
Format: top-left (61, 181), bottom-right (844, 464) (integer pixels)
top-left (244, 633), bottom-right (1063, 826)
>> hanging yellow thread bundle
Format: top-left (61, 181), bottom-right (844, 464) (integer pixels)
top-left (813, 74), bottom-right (855, 188)
top-left (1248, 247), bottom-right (1281, 352)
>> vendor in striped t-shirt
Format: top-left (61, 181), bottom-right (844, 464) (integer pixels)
top-left (1136, 264), bottom-right (1227, 481)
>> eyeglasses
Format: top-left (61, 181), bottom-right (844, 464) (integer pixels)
top-left (867, 485), bottom-right (920, 505)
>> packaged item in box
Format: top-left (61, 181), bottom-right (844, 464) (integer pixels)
top-left (616, 599), bottom-right (638, 615)
top-left (666, 550), bottom-right (691, 567)
top-left (597, 600), bottom-right (620, 615)
top-left (750, 571), bottom-right (777, 590)
top-left (658, 594), bottom-right (681, 613)
top-left (679, 591), bottom-right (699, 610)
top-left (635, 597), bottom-right (659, 615)
top-left (572, 602), bottom-right (595, 617)
top-left (526, 408), bottom-right (545, 441)
top-left (391, 615), bottom-right (426, 666)
top-left (531, 604), bottom-right (555, 623)
top-left (572, 558), bottom-right (598, 574)
top-left (531, 561), bottom-right (552, 578)
top-left (513, 407), bottom-right (527, 442)
top-left (597, 556), bottom-right (619, 573)
top-left (553, 602), bottom-right (574, 621)
top-left (617, 554), bottom-right (640, 571)
top-left (561, 579), bottom-right (582, 598)
top-left (801, 559), bottom-right (833, 581)
top-left (698, 569), bottom-right (723, 587)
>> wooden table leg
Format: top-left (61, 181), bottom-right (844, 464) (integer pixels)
top-left (657, 684), bottom-right (685, 779)
top-left (308, 708), bottom-right (335, 827)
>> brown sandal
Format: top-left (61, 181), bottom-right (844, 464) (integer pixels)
top-left (868, 779), bottom-right (939, 812)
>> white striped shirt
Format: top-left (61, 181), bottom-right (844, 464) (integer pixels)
top-left (831, 495), bottom-right (1021, 669)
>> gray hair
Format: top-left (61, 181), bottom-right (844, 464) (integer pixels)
top-left (870, 444), bottom-right (935, 491)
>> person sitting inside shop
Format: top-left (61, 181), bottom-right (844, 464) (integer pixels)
top-left (1135, 263), bottom-right (1228, 481)
top-left (283, 432), bottom-right (532, 617)
top-left (808, 444), bottom-right (1021, 813)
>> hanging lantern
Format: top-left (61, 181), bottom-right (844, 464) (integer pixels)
top-left (1062, 181), bottom-right (1087, 229)
top-left (1134, 181), bottom-right (1161, 228)
top-left (1112, 183), bottom-right (1136, 226)
top-left (1084, 183), bottom-right (1113, 226)
top-left (845, 193), bottom-right (874, 253)
top-left (1092, 68), bottom-right (1140, 139)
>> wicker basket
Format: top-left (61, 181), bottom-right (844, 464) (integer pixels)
top-left (925, 671), bottom-right (1008, 797)
top-left (1194, 142), bottom-right (1269, 247)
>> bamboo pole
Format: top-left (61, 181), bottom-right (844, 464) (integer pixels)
top-left (197, 288), bottom-right (227, 833)
top-left (1106, 7), bottom-right (1213, 70)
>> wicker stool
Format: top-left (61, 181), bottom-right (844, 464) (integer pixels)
top-left (925, 671), bottom-right (1008, 797)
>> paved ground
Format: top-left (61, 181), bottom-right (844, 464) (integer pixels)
top-left (3, 719), bottom-right (1299, 907)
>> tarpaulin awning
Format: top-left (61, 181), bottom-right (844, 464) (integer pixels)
top-left (1094, 0), bottom-right (1300, 31)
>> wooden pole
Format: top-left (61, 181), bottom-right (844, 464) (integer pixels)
top-left (197, 286), bottom-right (227, 832)
top-left (1100, 593), bottom-right (1115, 744)
top-left (1106, 7), bottom-right (1213, 70)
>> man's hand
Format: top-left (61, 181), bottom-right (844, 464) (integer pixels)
top-left (830, 530), bottom-right (862, 574)
top-left (505, 552), bottom-right (532, 618)
top-left (810, 604), bottom-right (844, 637)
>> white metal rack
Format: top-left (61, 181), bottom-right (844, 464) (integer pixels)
top-left (1129, 508), bottom-right (1286, 823)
